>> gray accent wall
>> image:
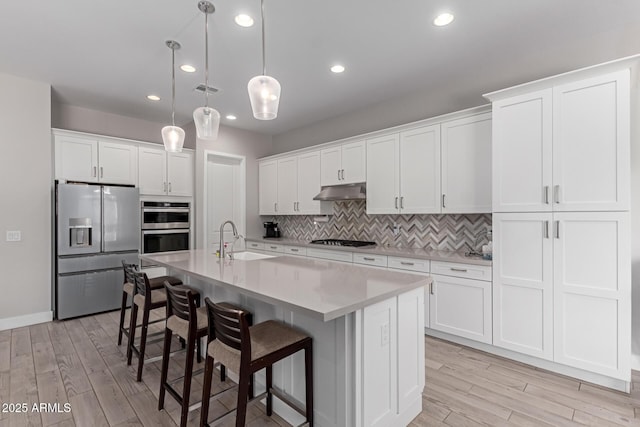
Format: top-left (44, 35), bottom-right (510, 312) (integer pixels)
top-left (0, 72), bottom-right (51, 323)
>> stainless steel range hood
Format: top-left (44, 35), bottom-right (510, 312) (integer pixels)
top-left (313, 183), bottom-right (366, 201)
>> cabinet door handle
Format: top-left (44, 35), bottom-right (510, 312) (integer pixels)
top-left (293, 202), bottom-right (297, 211)
top-left (554, 185), bottom-right (560, 204)
top-left (429, 282), bottom-right (434, 295)
top-left (93, 166), bottom-right (97, 177)
top-left (274, 202), bottom-right (278, 212)
top-left (442, 194), bottom-right (446, 209)
top-left (395, 197), bottom-right (398, 209)
top-left (400, 261), bottom-right (415, 266)
top-left (544, 186), bottom-right (550, 204)
top-left (337, 169), bottom-right (341, 181)
top-left (544, 220), bottom-right (550, 239)
top-left (164, 182), bottom-right (167, 192)
top-left (100, 166), bottom-right (103, 178)
top-left (168, 182), bottom-right (172, 193)
top-left (450, 267), bottom-right (467, 272)
top-left (400, 196), bottom-right (404, 209)
top-left (363, 257), bottom-right (375, 261)
top-left (555, 220), bottom-right (560, 239)
top-left (341, 169), bottom-right (345, 180)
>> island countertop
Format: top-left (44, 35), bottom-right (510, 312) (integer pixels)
top-left (141, 249), bottom-right (430, 322)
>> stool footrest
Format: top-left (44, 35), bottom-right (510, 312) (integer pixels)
top-left (205, 391), bottom-right (268, 427)
top-left (270, 387), bottom-right (307, 418)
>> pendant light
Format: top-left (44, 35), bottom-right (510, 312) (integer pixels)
top-left (161, 40), bottom-right (186, 152)
top-left (193, 1), bottom-right (220, 140)
top-left (247, 0), bottom-right (281, 120)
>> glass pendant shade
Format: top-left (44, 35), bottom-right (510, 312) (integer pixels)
top-left (194, 107), bottom-right (221, 140)
top-left (161, 125), bottom-right (185, 152)
top-left (247, 74), bottom-right (281, 120)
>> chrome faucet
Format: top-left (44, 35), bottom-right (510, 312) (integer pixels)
top-left (219, 220), bottom-right (240, 260)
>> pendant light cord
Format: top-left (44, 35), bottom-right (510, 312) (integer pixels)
top-left (171, 46), bottom-right (176, 126)
top-left (204, 10), bottom-right (210, 108)
top-left (261, 0), bottom-right (266, 76)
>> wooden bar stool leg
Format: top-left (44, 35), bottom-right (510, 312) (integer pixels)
top-left (117, 291), bottom-right (128, 345)
top-left (180, 335), bottom-right (197, 427)
top-left (126, 304), bottom-right (138, 366)
top-left (136, 308), bottom-right (151, 382)
top-left (266, 365), bottom-right (273, 416)
top-left (305, 341), bottom-right (314, 425)
top-left (235, 370), bottom-right (251, 427)
top-left (158, 328), bottom-right (173, 410)
top-left (196, 335), bottom-right (202, 363)
top-left (199, 354), bottom-right (215, 427)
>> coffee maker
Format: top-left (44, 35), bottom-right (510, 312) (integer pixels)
top-left (263, 221), bottom-right (281, 238)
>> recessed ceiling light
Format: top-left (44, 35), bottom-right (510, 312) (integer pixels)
top-left (180, 64), bottom-right (196, 73)
top-left (330, 64), bottom-right (345, 73)
top-left (226, 114), bottom-right (237, 120)
top-left (235, 14), bottom-right (254, 27)
top-left (433, 13), bottom-right (454, 26)
top-left (147, 95), bottom-right (160, 101)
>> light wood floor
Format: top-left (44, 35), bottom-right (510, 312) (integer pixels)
top-left (0, 309), bottom-right (639, 426)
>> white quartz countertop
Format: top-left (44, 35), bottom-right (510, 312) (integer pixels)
top-left (246, 237), bottom-right (492, 266)
top-left (141, 249), bottom-right (430, 322)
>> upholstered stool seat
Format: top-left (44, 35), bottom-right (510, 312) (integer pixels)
top-left (200, 300), bottom-right (313, 427)
top-left (133, 288), bottom-right (167, 306)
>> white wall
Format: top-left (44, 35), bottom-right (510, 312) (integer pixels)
top-left (194, 126), bottom-right (273, 249)
top-left (630, 65), bottom-right (640, 370)
top-left (0, 73), bottom-right (52, 328)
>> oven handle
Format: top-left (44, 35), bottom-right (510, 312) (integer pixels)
top-left (142, 229), bottom-right (190, 235)
top-left (142, 222), bottom-right (191, 230)
top-left (143, 208), bottom-right (190, 213)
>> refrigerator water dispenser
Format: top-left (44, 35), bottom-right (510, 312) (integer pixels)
top-left (69, 218), bottom-right (92, 247)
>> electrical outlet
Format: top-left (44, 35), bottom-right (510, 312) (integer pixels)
top-left (381, 323), bottom-right (389, 346)
top-left (391, 223), bottom-right (400, 236)
top-left (6, 230), bottom-right (21, 242)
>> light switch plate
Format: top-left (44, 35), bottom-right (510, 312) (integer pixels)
top-left (6, 230), bottom-right (21, 242)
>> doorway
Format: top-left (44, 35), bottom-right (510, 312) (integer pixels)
top-left (203, 151), bottom-right (246, 253)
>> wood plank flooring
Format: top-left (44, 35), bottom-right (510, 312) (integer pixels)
top-left (0, 310), bottom-right (639, 426)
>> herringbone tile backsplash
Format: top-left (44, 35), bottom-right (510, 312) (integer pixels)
top-left (264, 201), bottom-right (492, 251)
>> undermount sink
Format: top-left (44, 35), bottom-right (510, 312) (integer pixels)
top-left (230, 251), bottom-right (276, 261)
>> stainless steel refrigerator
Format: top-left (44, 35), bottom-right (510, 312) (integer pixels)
top-left (55, 183), bottom-right (139, 319)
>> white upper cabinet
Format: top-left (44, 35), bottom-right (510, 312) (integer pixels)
top-left (492, 69), bottom-right (629, 213)
top-left (492, 89), bottom-right (552, 212)
top-left (260, 152), bottom-right (331, 216)
top-left (441, 113), bottom-right (492, 213)
top-left (54, 133), bottom-right (137, 185)
top-left (366, 134), bottom-right (399, 214)
top-left (321, 140), bottom-right (366, 186)
top-left (138, 145), bottom-right (193, 196)
top-left (400, 125), bottom-right (441, 214)
top-left (259, 159), bottom-right (278, 215)
top-left (552, 70), bottom-right (630, 212)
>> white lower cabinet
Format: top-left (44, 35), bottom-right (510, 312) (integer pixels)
top-left (429, 272), bottom-right (492, 344)
top-left (493, 212), bottom-right (631, 381)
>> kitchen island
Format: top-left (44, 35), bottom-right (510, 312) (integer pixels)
top-left (141, 249), bottom-right (430, 427)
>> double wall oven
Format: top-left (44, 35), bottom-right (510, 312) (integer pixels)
top-left (141, 201), bottom-right (190, 254)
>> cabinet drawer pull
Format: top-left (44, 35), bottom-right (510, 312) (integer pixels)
top-left (400, 261), bottom-right (415, 266)
top-left (442, 194), bottom-right (446, 208)
top-left (554, 185), bottom-right (560, 204)
top-left (290, 248), bottom-right (299, 252)
top-left (544, 186), bottom-right (550, 204)
top-left (250, 243), bottom-right (258, 247)
top-left (93, 166), bottom-right (97, 177)
top-left (450, 267), bottom-right (467, 272)
top-left (270, 246), bottom-right (278, 249)
top-left (363, 257), bottom-right (375, 261)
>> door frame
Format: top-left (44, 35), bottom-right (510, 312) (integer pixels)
top-left (202, 150), bottom-right (246, 252)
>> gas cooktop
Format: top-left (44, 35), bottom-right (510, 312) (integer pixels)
top-left (310, 239), bottom-right (376, 247)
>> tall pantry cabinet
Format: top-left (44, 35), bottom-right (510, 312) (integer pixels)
top-left (487, 64), bottom-right (633, 384)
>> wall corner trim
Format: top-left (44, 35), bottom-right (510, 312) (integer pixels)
top-left (0, 311), bottom-right (53, 331)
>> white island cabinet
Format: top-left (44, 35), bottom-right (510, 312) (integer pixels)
top-left (141, 250), bottom-right (428, 427)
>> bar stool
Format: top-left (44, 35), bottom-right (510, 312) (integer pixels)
top-left (127, 271), bottom-right (200, 382)
top-left (159, 283), bottom-right (252, 427)
top-left (200, 298), bottom-right (313, 427)
top-left (117, 261), bottom-right (183, 346)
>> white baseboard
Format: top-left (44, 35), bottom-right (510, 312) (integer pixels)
top-left (0, 311), bottom-right (53, 331)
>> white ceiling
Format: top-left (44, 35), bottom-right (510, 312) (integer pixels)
top-left (2, 0), bottom-right (640, 136)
